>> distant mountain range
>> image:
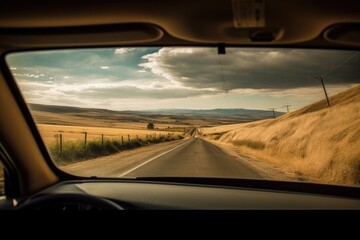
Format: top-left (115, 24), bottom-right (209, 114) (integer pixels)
top-left (138, 108), bottom-right (284, 118)
top-left (29, 104), bottom-right (284, 119)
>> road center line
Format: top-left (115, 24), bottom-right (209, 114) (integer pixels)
top-left (118, 138), bottom-right (193, 177)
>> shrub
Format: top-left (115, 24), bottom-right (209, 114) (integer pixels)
top-left (233, 139), bottom-right (266, 150)
top-left (49, 132), bottom-right (184, 165)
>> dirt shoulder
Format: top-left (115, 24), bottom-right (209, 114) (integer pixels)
top-left (201, 137), bottom-right (303, 182)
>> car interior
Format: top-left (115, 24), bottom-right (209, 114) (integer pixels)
top-left (0, 0), bottom-right (359, 210)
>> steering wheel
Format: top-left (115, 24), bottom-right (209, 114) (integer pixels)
top-left (16, 193), bottom-right (124, 210)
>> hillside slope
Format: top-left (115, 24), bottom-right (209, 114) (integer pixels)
top-left (201, 85), bottom-right (360, 186)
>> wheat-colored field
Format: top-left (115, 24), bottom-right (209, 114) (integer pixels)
top-left (38, 124), bottom-right (183, 145)
top-left (201, 85), bottom-right (360, 186)
top-left (32, 110), bottom-right (191, 130)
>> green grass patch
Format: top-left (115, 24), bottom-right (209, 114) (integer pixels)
top-left (49, 134), bottom-right (184, 165)
top-left (232, 139), bottom-right (266, 150)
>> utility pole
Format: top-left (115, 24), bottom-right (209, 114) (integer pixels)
top-left (269, 108), bottom-right (275, 118)
top-left (317, 76), bottom-right (331, 107)
top-left (284, 105), bottom-right (291, 113)
top-left (315, 52), bottom-right (359, 108)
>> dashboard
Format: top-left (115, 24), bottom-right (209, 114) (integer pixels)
top-left (17, 180), bottom-right (360, 210)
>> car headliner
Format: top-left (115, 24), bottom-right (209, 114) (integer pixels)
top-left (0, 0), bottom-right (359, 49)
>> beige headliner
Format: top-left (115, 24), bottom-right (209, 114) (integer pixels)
top-left (0, 0), bottom-right (359, 48)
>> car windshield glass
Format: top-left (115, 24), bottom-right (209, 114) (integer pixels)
top-left (5, 47), bottom-right (360, 187)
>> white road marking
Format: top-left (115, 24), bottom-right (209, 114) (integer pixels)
top-left (118, 138), bottom-right (193, 177)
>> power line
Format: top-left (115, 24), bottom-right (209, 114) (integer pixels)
top-left (217, 54), bottom-right (228, 93)
top-left (313, 52), bottom-right (358, 108)
top-left (323, 52), bottom-right (359, 77)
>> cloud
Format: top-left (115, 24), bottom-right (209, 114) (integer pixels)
top-left (15, 76), bottom-right (221, 105)
top-left (257, 84), bottom-right (358, 98)
top-left (115, 48), bottom-right (135, 55)
top-left (139, 48), bottom-right (360, 90)
top-left (76, 86), bottom-right (219, 99)
top-left (6, 47), bottom-right (359, 111)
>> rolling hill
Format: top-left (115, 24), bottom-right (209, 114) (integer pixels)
top-left (140, 108), bottom-right (284, 118)
top-left (29, 103), bottom-right (280, 128)
top-left (201, 85), bottom-right (360, 186)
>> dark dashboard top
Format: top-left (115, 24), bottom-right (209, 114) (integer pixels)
top-left (20, 179), bottom-right (360, 210)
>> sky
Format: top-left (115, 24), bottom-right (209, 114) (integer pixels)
top-left (6, 47), bottom-right (360, 111)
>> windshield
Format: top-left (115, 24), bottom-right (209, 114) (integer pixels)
top-left (5, 47), bottom-right (360, 187)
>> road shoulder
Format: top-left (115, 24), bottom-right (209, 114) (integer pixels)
top-left (200, 137), bottom-right (300, 182)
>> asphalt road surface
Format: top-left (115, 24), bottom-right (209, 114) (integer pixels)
top-left (123, 137), bottom-right (262, 179)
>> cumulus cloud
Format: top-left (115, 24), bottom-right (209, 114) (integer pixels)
top-left (6, 47), bottom-right (359, 111)
top-left (139, 48), bottom-right (360, 90)
top-left (76, 86), bottom-right (219, 99)
top-left (115, 48), bottom-right (135, 55)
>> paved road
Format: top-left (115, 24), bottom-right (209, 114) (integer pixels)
top-left (124, 137), bottom-right (262, 179)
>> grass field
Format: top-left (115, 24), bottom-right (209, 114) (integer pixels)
top-left (29, 104), bottom-right (228, 130)
top-left (30, 104), bottom-right (203, 165)
top-left (32, 109), bottom-right (193, 130)
top-left (37, 123), bottom-right (183, 145)
top-left (37, 123), bottom-right (185, 165)
top-left (201, 85), bottom-right (360, 186)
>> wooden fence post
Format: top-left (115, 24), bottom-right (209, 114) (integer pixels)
top-left (128, 134), bottom-right (130, 142)
top-left (121, 135), bottom-right (124, 147)
top-left (101, 134), bottom-right (104, 148)
top-left (84, 132), bottom-right (87, 148)
top-left (59, 133), bottom-right (63, 155)
top-left (136, 135), bottom-right (139, 141)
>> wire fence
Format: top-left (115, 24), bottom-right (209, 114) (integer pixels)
top-left (51, 131), bottom-right (178, 155)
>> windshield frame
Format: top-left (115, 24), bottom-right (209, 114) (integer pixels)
top-left (3, 45), bottom-right (360, 192)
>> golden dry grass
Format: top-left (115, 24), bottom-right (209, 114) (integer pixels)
top-left (37, 124), bottom-right (182, 145)
top-left (201, 85), bottom-right (360, 186)
top-left (31, 106), bottom-right (211, 130)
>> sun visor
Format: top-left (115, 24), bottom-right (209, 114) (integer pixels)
top-left (0, 23), bottom-right (164, 48)
top-left (324, 23), bottom-right (360, 46)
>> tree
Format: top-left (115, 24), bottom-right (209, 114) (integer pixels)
top-left (147, 123), bottom-right (154, 129)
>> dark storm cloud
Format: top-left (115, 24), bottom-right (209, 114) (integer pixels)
top-left (139, 48), bottom-right (360, 90)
